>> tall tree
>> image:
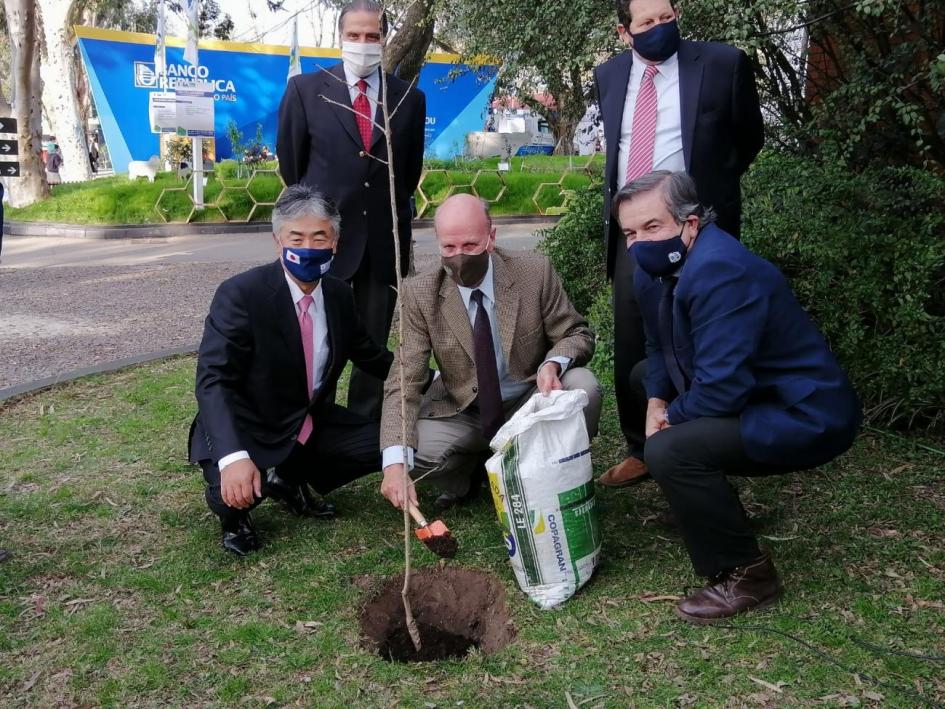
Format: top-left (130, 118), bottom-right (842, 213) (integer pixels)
top-left (385, 0), bottom-right (436, 83)
top-left (3, 0), bottom-right (48, 207)
top-left (448, 0), bottom-right (617, 153)
top-left (39, 0), bottom-right (93, 183)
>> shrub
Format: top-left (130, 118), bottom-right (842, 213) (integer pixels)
top-left (742, 152), bottom-right (945, 428)
top-left (536, 152), bottom-right (945, 429)
top-left (535, 184), bottom-right (607, 316)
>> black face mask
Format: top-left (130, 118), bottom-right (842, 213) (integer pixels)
top-left (631, 19), bottom-right (681, 63)
top-left (442, 250), bottom-right (490, 288)
top-left (629, 232), bottom-right (688, 277)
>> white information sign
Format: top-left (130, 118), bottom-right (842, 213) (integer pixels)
top-left (148, 87), bottom-right (214, 137)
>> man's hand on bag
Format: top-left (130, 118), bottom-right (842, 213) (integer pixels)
top-left (645, 398), bottom-right (671, 438)
top-left (220, 459), bottom-right (262, 509)
top-left (537, 361), bottom-right (563, 396)
top-left (381, 463), bottom-right (418, 510)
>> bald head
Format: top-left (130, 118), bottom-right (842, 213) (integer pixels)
top-left (434, 194), bottom-right (496, 257)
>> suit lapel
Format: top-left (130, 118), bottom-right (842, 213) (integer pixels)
top-left (371, 70), bottom-right (401, 151)
top-left (266, 262), bottom-right (308, 395)
top-left (490, 253), bottom-right (519, 367)
top-left (677, 41), bottom-right (703, 172)
top-left (439, 278), bottom-right (475, 362)
top-left (604, 52), bottom-right (633, 186)
top-left (319, 280), bottom-right (340, 400)
top-left (321, 64), bottom-right (364, 149)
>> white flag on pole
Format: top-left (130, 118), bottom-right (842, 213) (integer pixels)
top-left (183, 0), bottom-right (200, 66)
top-left (287, 16), bottom-right (302, 82)
top-left (154, 0), bottom-right (166, 82)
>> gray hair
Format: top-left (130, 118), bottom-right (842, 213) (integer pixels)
top-left (612, 170), bottom-right (717, 227)
top-left (272, 184), bottom-right (341, 240)
top-left (338, 0), bottom-right (389, 35)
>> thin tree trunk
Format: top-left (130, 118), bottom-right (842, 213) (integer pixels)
top-left (386, 0), bottom-right (435, 84)
top-left (38, 0), bottom-right (92, 183)
top-left (4, 0), bottom-right (49, 207)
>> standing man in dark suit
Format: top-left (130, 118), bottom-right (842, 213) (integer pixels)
top-left (189, 185), bottom-right (393, 555)
top-left (614, 171), bottom-right (861, 622)
top-left (594, 0), bottom-right (764, 487)
top-left (277, 0), bottom-right (426, 421)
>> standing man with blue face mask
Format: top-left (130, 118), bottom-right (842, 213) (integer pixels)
top-left (189, 185), bottom-right (393, 555)
top-left (594, 0), bottom-right (765, 488)
top-left (277, 0), bottom-right (426, 422)
top-left (614, 171), bottom-right (861, 622)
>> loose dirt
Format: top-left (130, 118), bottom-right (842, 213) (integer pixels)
top-left (360, 567), bottom-right (515, 663)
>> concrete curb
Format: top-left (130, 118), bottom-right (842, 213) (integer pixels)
top-left (0, 345), bottom-right (198, 405)
top-left (3, 215), bottom-right (558, 240)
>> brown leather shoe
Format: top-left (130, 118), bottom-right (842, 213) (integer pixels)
top-left (598, 457), bottom-right (650, 487)
top-left (675, 552), bottom-right (783, 624)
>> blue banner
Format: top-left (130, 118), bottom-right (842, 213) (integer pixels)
top-left (75, 27), bottom-right (498, 173)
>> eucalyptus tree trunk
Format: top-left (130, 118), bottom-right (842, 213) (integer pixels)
top-left (3, 0), bottom-right (49, 207)
top-left (38, 0), bottom-right (93, 182)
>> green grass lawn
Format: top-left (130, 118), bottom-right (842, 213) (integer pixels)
top-left (6, 156), bottom-right (604, 225)
top-left (0, 356), bottom-right (943, 706)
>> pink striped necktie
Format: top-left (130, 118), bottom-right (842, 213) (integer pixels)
top-left (625, 64), bottom-right (660, 185)
top-left (297, 294), bottom-right (315, 445)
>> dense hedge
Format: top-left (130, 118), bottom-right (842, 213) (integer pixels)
top-left (538, 153), bottom-right (945, 429)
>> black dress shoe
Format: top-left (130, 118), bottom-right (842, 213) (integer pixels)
top-left (433, 481), bottom-right (481, 511)
top-left (222, 515), bottom-right (260, 556)
top-left (263, 470), bottom-right (336, 519)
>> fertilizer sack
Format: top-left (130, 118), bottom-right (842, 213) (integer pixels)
top-left (486, 389), bottom-right (601, 609)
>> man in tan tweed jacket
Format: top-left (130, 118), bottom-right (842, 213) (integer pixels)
top-left (380, 194), bottom-right (602, 510)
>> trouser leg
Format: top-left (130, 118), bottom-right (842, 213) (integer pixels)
top-left (612, 245), bottom-right (647, 457)
top-left (347, 258), bottom-right (396, 421)
top-left (278, 413), bottom-right (382, 495)
top-left (200, 459), bottom-right (263, 526)
top-left (412, 410), bottom-right (489, 497)
top-left (560, 367), bottom-right (603, 438)
top-left (644, 416), bottom-right (793, 576)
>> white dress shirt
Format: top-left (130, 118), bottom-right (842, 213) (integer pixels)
top-left (217, 270), bottom-right (330, 470)
top-left (617, 50), bottom-right (685, 185)
top-left (343, 64), bottom-right (380, 120)
top-left (382, 255), bottom-right (570, 470)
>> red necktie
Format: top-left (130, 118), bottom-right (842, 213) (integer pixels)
top-left (297, 294), bottom-right (315, 445)
top-left (353, 79), bottom-right (373, 151)
top-left (625, 64), bottom-right (660, 185)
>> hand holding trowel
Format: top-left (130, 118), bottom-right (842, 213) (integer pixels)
top-left (407, 502), bottom-right (458, 559)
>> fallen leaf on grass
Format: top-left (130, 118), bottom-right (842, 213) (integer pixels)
top-left (748, 676), bottom-right (787, 693)
top-left (565, 692), bottom-right (579, 709)
top-left (295, 621), bottom-right (323, 634)
top-left (22, 671), bottom-right (41, 692)
top-left (632, 594), bottom-right (681, 603)
top-left (863, 691), bottom-right (884, 702)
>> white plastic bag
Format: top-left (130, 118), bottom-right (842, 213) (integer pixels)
top-left (485, 389), bottom-right (601, 609)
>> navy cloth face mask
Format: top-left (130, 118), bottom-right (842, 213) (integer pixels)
top-left (630, 233), bottom-right (688, 277)
top-left (282, 247), bottom-right (333, 283)
top-left (631, 19), bottom-right (681, 63)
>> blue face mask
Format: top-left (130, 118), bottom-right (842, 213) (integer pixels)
top-left (630, 233), bottom-right (688, 277)
top-left (631, 19), bottom-right (681, 63)
top-left (282, 247), bottom-right (334, 283)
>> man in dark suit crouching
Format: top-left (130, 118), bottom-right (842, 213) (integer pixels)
top-left (614, 171), bottom-right (861, 622)
top-left (189, 185), bottom-right (393, 555)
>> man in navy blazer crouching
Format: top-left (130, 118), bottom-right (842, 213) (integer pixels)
top-left (613, 170), bottom-right (861, 623)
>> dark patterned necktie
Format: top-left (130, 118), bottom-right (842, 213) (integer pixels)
top-left (658, 277), bottom-right (687, 396)
top-left (471, 289), bottom-right (504, 440)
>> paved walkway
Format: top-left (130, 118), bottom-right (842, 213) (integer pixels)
top-left (0, 223), bottom-right (547, 392)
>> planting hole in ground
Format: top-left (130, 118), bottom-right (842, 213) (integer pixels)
top-left (359, 567), bottom-right (516, 663)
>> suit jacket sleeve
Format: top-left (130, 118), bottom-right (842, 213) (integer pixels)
top-left (541, 257), bottom-right (596, 365)
top-left (348, 307), bottom-right (394, 381)
top-left (380, 281), bottom-right (432, 450)
top-left (276, 76), bottom-right (310, 186)
top-left (195, 279), bottom-right (252, 461)
top-left (636, 276), bottom-right (676, 402)
top-left (667, 259), bottom-right (768, 424)
top-left (405, 90), bottom-right (426, 194)
top-left (731, 49), bottom-right (764, 176)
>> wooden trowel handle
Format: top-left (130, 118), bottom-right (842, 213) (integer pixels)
top-left (407, 502), bottom-right (428, 528)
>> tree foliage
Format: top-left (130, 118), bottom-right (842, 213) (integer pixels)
top-left (445, 0), bottom-right (618, 152)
